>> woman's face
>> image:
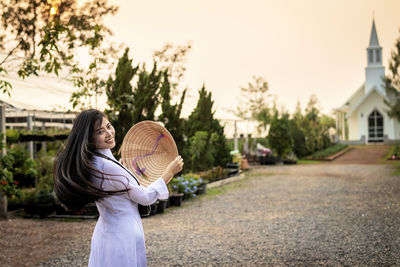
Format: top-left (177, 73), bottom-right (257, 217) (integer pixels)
top-left (93, 117), bottom-right (116, 150)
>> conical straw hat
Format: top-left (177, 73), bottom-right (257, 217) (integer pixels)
top-left (120, 121), bottom-right (178, 187)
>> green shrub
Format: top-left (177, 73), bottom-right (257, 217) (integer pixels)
top-left (310, 144), bottom-right (348, 159)
top-left (198, 166), bottom-right (226, 183)
top-left (0, 151), bottom-right (20, 198)
top-left (6, 145), bottom-right (38, 187)
top-left (23, 188), bottom-right (39, 205)
top-left (36, 148), bottom-right (55, 191)
top-left (388, 144), bottom-right (400, 160)
top-left (0, 169), bottom-right (19, 198)
top-left (37, 189), bottom-right (55, 205)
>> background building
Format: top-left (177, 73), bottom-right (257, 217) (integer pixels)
top-left (335, 20), bottom-right (400, 144)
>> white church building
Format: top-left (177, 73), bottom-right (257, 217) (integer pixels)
top-left (335, 20), bottom-right (400, 144)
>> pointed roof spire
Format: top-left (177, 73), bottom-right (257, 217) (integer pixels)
top-left (369, 19), bottom-right (380, 47)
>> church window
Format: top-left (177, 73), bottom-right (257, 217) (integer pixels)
top-left (368, 50), bottom-right (373, 63)
top-left (375, 49), bottom-right (380, 63)
top-left (368, 109), bottom-right (383, 142)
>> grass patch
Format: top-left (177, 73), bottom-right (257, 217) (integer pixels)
top-left (245, 170), bottom-right (276, 177)
top-left (387, 159), bottom-right (400, 176)
top-left (393, 165), bottom-right (400, 176)
top-left (309, 144), bottom-right (349, 160)
top-left (297, 159), bottom-right (325, 164)
top-left (385, 144), bottom-right (400, 160)
top-left (205, 178), bottom-right (249, 200)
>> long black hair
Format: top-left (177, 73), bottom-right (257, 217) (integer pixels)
top-left (54, 109), bottom-right (128, 212)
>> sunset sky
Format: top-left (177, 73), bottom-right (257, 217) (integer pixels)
top-left (103, 0), bottom-right (400, 119)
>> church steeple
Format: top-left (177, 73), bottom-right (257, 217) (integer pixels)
top-left (367, 19), bottom-right (382, 66)
top-left (365, 19), bottom-right (385, 95)
top-left (369, 20), bottom-right (379, 47)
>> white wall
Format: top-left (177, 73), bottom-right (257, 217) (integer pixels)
top-left (348, 112), bottom-right (359, 140)
top-left (365, 66), bottom-right (385, 95)
top-left (394, 118), bottom-right (400, 139)
top-left (357, 91), bottom-right (395, 140)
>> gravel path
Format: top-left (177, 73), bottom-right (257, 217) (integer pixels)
top-left (31, 163), bottom-right (400, 266)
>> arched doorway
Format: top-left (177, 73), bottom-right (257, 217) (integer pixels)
top-left (368, 109), bottom-right (383, 142)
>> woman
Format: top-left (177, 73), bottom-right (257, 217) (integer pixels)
top-left (54, 109), bottom-right (183, 267)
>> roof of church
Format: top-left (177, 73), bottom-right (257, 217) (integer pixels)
top-left (335, 84), bottom-right (365, 112)
top-left (346, 86), bottom-right (387, 117)
top-left (369, 20), bottom-right (380, 47)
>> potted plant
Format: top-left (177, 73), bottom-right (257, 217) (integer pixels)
top-left (197, 178), bottom-right (207, 195)
top-left (157, 199), bottom-right (168, 213)
top-left (181, 173), bottom-right (204, 198)
top-left (168, 178), bottom-right (184, 206)
top-left (169, 193), bottom-right (183, 206)
top-left (23, 189), bottom-right (39, 217)
top-left (150, 201), bottom-right (158, 216)
top-left (36, 189), bottom-right (56, 218)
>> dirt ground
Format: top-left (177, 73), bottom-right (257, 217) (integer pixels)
top-left (0, 217), bottom-right (95, 267)
top-left (329, 145), bottom-right (390, 164)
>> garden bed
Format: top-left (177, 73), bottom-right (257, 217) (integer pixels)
top-left (308, 144), bottom-right (350, 161)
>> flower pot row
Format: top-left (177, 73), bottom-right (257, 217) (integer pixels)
top-left (141, 183), bottom-right (208, 218)
top-left (17, 182), bottom-right (209, 219)
top-left (24, 203), bottom-right (56, 218)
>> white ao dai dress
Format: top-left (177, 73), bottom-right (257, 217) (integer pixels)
top-left (88, 149), bottom-right (169, 267)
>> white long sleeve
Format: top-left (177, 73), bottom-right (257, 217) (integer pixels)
top-left (92, 149), bottom-right (169, 205)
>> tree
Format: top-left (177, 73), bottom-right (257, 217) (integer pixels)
top-left (236, 76), bottom-right (270, 121)
top-left (293, 95), bottom-right (333, 155)
top-left (305, 94), bottom-right (320, 123)
top-left (290, 102), bottom-right (307, 158)
top-left (268, 113), bottom-right (293, 158)
top-left (0, 0), bottom-right (117, 95)
top-left (158, 71), bottom-right (187, 155)
top-left (104, 49), bottom-right (164, 153)
top-left (384, 31), bottom-right (400, 122)
top-left (188, 131), bottom-right (209, 171)
top-left (185, 85), bottom-right (213, 137)
top-left (210, 118), bottom-right (231, 168)
top-left (185, 85), bottom-right (230, 171)
top-left (104, 48), bottom-right (138, 153)
top-left (131, 63), bottom-right (163, 123)
top-left (70, 43), bottom-right (122, 109)
top-left (153, 42), bottom-right (192, 96)
top-left (303, 95), bottom-right (323, 153)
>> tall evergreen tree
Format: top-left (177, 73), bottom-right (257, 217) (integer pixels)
top-left (211, 118), bottom-right (231, 168)
top-left (158, 71), bottom-right (187, 155)
top-left (104, 48), bottom-right (138, 153)
top-left (290, 103), bottom-right (307, 158)
top-left (132, 63), bottom-right (162, 122)
top-left (185, 85), bottom-right (214, 137)
top-left (384, 32), bottom-right (400, 122)
top-left (185, 85), bottom-right (230, 171)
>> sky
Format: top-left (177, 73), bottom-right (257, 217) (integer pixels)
top-left (101, 0), bottom-right (400, 120)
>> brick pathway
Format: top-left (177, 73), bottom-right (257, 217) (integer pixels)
top-left (329, 145), bottom-right (389, 164)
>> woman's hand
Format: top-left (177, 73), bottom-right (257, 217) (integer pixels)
top-left (161, 156), bottom-right (184, 184)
